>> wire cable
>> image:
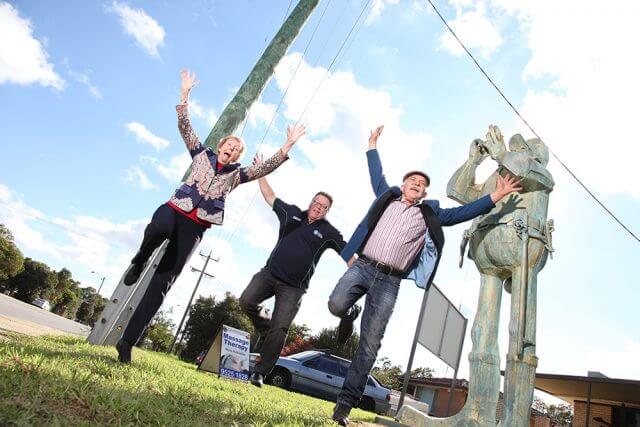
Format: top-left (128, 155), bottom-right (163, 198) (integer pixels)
top-left (424, 0), bottom-right (639, 244)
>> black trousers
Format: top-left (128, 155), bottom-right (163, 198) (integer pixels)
top-left (239, 268), bottom-right (304, 376)
top-left (122, 204), bottom-right (206, 345)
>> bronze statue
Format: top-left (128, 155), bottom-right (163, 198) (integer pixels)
top-left (401, 126), bottom-right (554, 426)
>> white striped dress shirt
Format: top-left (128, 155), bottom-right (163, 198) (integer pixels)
top-left (362, 199), bottom-right (426, 271)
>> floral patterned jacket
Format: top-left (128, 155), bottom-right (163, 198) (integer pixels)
top-left (169, 103), bottom-right (287, 224)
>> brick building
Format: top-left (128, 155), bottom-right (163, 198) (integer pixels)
top-left (535, 372), bottom-right (640, 426)
top-left (403, 376), bottom-right (556, 426)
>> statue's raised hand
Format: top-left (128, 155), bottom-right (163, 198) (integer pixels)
top-left (469, 138), bottom-right (489, 165)
top-left (484, 125), bottom-right (507, 161)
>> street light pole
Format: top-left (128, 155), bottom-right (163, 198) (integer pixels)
top-left (168, 250), bottom-right (218, 354)
top-left (90, 271), bottom-right (106, 296)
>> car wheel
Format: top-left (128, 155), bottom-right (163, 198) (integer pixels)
top-left (266, 368), bottom-right (291, 389)
top-left (358, 396), bottom-right (376, 412)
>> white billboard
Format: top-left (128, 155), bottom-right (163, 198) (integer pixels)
top-left (417, 284), bottom-right (467, 370)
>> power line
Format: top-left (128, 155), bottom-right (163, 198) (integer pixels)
top-left (424, 0), bottom-right (640, 244)
top-left (224, 0), bottom-right (372, 245)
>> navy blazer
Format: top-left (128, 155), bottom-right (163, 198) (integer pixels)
top-left (340, 149), bottom-right (495, 289)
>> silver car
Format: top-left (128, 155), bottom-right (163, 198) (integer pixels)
top-left (250, 350), bottom-right (391, 414)
top-left (31, 298), bottom-right (50, 311)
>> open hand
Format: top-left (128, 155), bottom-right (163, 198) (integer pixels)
top-left (369, 125), bottom-right (384, 148)
top-left (252, 153), bottom-right (264, 167)
top-left (180, 69), bottom-right (199, 103)
top-left (181, 69), bottom-right (199, 92)
top-left (286, 123), bottom-right (307, 144)
top-left (490, 173), bottom-right (523, 203)
top-left (484, 124), bottom-right (506, 160)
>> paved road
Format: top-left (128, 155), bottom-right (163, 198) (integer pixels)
top-left (0, 293), bottom-right (91, 337)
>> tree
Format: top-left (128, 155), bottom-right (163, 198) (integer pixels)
top-left (314, 326), bottom-right (360, 360)
top-left (372, 357), bottom-right (404, 390)
top-left (533, 397), bottom-right (573, 426)
top-left (7, 258), bottom-right (57, 303)
top-left (286, 322), bottom-right (312, 346)
top-left (76, 287), bottom-right (106, 326)
top-left (281, 335), bottom-right (317, 356)
top-left (89, 295), bottom-right (107, 327)
top-left (547, 403), bottom-right (573, 425)
top-left (141, 311), bottom-right (175, 352)
top-left (0, 224), bottom-right (24, 281)
top-left (410, 366), bottom-right (434, 379)
top-left (180, 292), bottom-right (254, 363)
top-left (52, 285), bottom-right (82, 319)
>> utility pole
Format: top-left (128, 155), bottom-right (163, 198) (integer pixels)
top-left (168, 251), bottom-right (218, 354)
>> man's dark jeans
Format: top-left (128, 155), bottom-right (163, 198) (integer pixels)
top-left (328, 259), bottom-right (401, 409)
top-left (239, 268), bottom-right (304, 376)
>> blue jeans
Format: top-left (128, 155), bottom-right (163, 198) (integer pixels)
top-left (328, 259), bottom-right (401, 408)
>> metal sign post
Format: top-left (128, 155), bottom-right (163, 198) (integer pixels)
top-left (398, 283), bottom-right (468, 415)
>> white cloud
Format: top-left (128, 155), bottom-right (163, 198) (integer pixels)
top-left (0, 183), bottom-right (148, 295)
top-left (215, 52), bottom-right (433, 252)
top-left (248, 100), bottom-right (277, 129)
top-left (0, 2), bottom-right (64, 89)
top-left (490, 0), bottom-right (640, 199)
top-left (68, 69), bottom-right (101, 99)
top-left (125, 121), bottom-right (170, 150)
top-left (142, 153), bottom-right (191, 183)
top-left (440, 1), bottom-right (503, 59)
top-left (189, 98), bottom-right (218, 128)
top-left (367, 0), bottom-right (400, 25)
top-left (124, 166), bottom-right (158, 191)
top-left (107, 1), bottom-right (165, 58)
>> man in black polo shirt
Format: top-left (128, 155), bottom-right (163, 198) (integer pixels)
top-left (240, 175), bottom-right (349, 387)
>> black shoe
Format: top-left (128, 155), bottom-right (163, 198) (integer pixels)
top-left (123, 262), bottom-right (146, 286)
top-left (116, 339), bottom-right (132, 364)
top-left (332, 403), bottom-right (351, 426)
top-left (337, 304), bottom-right (361, 346)
top-left (249, 372), bottom-right (264, 388)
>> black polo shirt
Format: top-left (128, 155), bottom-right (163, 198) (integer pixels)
top-left (265, 198), bottom-right (346, 290)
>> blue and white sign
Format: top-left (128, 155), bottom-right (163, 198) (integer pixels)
top-left (198, 324), bottom-right (251, 382)
top-left (219, 325), bottom-right (251, 381)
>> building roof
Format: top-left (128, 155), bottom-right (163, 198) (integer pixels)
top-left (534, 372), bottom-right (640, 407)
top-left (403, 376), bottom-right (469, 390)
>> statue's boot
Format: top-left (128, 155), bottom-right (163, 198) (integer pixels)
top-left (502, 268), bottom-right (539, 427)
top-left (502, 353), bottom-right (537, 426)
top-left (420, 274), bottom-right (503, 427)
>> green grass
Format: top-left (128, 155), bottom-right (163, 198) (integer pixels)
top-left (0, 332), bottom-right (378, 426)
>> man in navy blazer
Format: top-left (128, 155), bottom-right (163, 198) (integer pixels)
top-left (328, 125), bottom-right (522, 425)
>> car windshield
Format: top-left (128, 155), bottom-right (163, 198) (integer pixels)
top-left (288, 351), bottom-right (317, 361)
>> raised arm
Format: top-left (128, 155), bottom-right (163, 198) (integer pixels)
top-left (233, 123), bottom-right (306, 188)
top-left (446, 139), bottom-right (487, 204)
top-left (366, 125), bottom-right (391, 197)
top-left (257, 175), bottom-right (276, 208)
top-left (176, 69), bottom-right (204, 158)
top-left (483, 125), bottom-right (554, 192)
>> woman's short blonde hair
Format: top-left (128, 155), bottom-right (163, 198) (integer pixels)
top-left (218, 135), bottom-right (246, 161)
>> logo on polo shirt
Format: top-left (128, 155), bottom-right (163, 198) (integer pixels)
top-left (313, 229), bottom-right (323, 239)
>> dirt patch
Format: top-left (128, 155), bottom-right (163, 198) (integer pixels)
top-left (0, 314), bottom-right (72, 337)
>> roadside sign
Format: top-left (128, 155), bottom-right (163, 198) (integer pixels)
top-left (199, 325), bottom-right (251, 381)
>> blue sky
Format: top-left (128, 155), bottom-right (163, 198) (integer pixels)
top-left (1, 0), bottom-right (639, 402)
